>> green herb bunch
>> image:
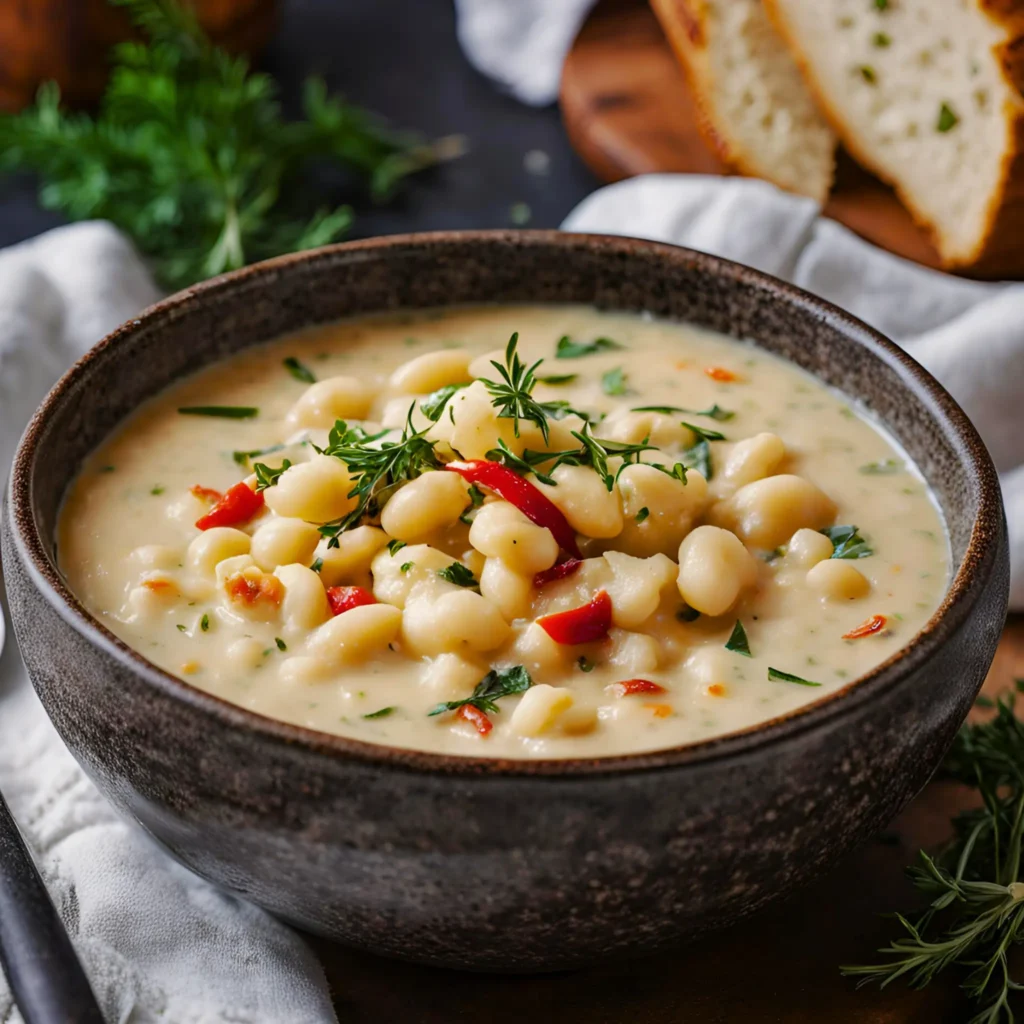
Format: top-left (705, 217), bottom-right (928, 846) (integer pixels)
top-left (0, 0), bottom-right (449, 288)
top-left (845, 687), bottom-right (1024, 1023)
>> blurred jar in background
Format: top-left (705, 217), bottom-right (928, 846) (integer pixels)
top-left (0, 0), bottom-right (278, 112)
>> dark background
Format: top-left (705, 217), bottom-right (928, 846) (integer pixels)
top-left (0, 0), bottom-right (601, 251)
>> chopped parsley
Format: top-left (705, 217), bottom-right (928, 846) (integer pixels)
top-left (252, 459), bottom-right (292, 492)
top-left (310, 557), bottom-right (323, 573)
top-left (859, 65), bottom-right (877, 84)
top-left (400, 562), bottom-right (414, 573)
top-left (387, 539), bottom-right (408, 556)
top-left (459, 483), bottom-right (486, 524)
top-left (859, 459), bottom-right (902, 475)
top-left (874, 0), bottom-right (888, 9)
top-left (601, 367), bottom-right (628, 396)
top-left (275, 637), bottom-right (287, 651)
top-left (420, 382), bottom-right (470, 422)
top-left (768, 667), bottom-right (822, 687)
top-left (200, 614), bottom-right (210, 632)
top-left (872, 31), bottom-right (891, 47)
top-left (725, 620), bottom-right (752, 657)
top-left (363, 706), bottom-right (395, 719)
top-left (679, 422), bottom-right (725, 480)
top-left (283, 357), bottom-right (316, 384)
top-left (428, 665), bottom-right (533, 717)
top-left (555, 335), bottom-right (623, 359)
top-left (937, 103), bottom-right (959, 132)
top-left (635, 506), bottom-right (650, 524)
top-left (821, 524), bottom-right (873, 559)
top-left (178, 405), bottom-right (258, 418)
top-left (150, 485), bottom-right (165, 495)
top-left (176, 623), bottom-right (187, 633)
top-left (437, 562), bottom-right (479, 588)
top-left (99, 464), bottom-right (116, 473)
top-left (577, 656), bottom-right (596, 672)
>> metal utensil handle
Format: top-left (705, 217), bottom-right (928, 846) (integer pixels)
top-left (0, 791), bottom-right (105, 1023)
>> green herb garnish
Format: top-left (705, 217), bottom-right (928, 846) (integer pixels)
top-left (387, 539), bottom-right (407, 556)
top-left (283, 357), bottom-right (316, 384)
top-left (937, 103), bottom-right (959, 132)
top-left (844, 688), bottom-right (1024, 1021)
top-left (0, 0), bottom-right (448, 289)
top-left (725, 620), bottom-right (752, 657)
top-left (437, 562), bottom-right (479, 588)
top-left (821, 524), bottom-right (873, 559)
top-left (873, 31), bottom-right (891, 46)
top-left (537, 373), bottom-right (578, 385)
top-left (631, 403), bottom-right (735, 421)
top-left (635, 506), bottom-right (650, 524)
top-left (459, 483), bottom-right (486, 524)
top-left (577, 656), bottom-right (595, 673)
top-left (400, 562), bottom-right (414, 573)
top-left (200, 613), bottom-right (210, 632)
top-left (150, 485), bottom-right (165, 495)
top-left (676, 604), bottom-right (700, 623)
top-left (874, 0), bottom-right (888, 9)
top-left (316, 414), bottom-right (441, 546)
top-left (232, 443), bottom-right (285, 467)
top-left (428, 665), bottom-right (533, 717)
top-left (275, 637), bottom-right (287, 651)
top-left (859, 65), bottom-right (877, 84)
top-left (480, 333), bottom-right (552, 442)
top-left (420, 382), bottom-right (470, 422)
top-left (555, 335), bottom-right (623, 359)
top-left (601, 367), bottom-right (628, 396)
top-left (310, 557), bottom-right (323, 573)
top-left (363, 706), bottom-right (395, 719)
top-left (860, 459), bottom-right (902, 475)
top-left (176, 623), bottom-right (187, 633)
top-left (178, 406), bottom-right (258, 419)
top-left (768, 667), bottom-right (821, 687)
top-left (252, 459), bottom-right (292, 492)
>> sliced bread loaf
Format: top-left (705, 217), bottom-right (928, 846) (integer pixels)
top-left (650, 0), bottom-right (837, 202)
top-left (765, 0), bottom-right (1024, 273)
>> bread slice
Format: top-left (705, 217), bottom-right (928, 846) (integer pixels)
top-left (765, 0), bottom-right (1024, 274)
top-left (649, 0), bottom-right (837, 202)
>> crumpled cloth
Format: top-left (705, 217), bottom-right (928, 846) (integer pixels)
top-left (0, 222), bottom-right (337, 1023)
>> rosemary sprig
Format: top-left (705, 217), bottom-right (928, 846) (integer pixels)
top-left (480, 333), bottom-right (552, 443)
top-left (844, 688), bottom-right (1024, 1022)
top-left (314, 414), bottom-right (441, 546)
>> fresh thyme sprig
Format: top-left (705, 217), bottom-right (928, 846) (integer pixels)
top-left (480, 333), bottom-right (552, 443)
top-left (0, 0), bottom-right (450, 289)
top-left (844, 688), bottom-right (1024, 1023)
top-left (315, 414), bottom-right (441, 546)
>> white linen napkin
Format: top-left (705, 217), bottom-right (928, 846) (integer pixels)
top-left (0, 223), bottom-right (337, 1024)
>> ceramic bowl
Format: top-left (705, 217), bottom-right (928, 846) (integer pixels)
top-left (2, 232), bottom-right (1009, 970)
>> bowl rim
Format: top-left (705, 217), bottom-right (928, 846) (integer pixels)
top-left (6, 229), bottom-right (1006, 778)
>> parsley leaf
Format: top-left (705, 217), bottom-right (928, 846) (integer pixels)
top-left (768, 667), bottom-right (821, 687)
top-left (363, 707), bottom-right (395, 719)
top-left (635, 506), bottom-right (650, 524)
top-left (428, 665), bottom-right (533, 716)
top-left (387, 539), bottom-right (407, 556)
top-left (577, 656), bottom-right (595, 672)
top-left (859, 459), bottom-right (902, 475)
top-left (252, 459), bottom-right (292, 492)
top-left (437, 562), bottom-right (479, 588)
top-left (275, 637), bottom-right (287, 651)
top-left (821, 524), bottom-right (873, 560)
top-left (420, 382), bottom-right (470, 422)
top-left (459, 483), bottom-right (486, 524)
top-left (555, 335), bottom-right (623, 359)
top-left (601, 367), bottom-right (628, 396)
top-left (937, 103), bottom-right (959, 133)
top-left (725, 620), bottom-right (752, 657)
top-left (283, 357), bottom-right (316, 384)
top-left (179, 406), bottom-right (258, 419)
top-left (200, 613), bottom-right (210, 632)
top-left (310, 557), bottom-right (323, 573)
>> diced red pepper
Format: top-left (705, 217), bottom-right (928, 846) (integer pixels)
top-left (538, 590), bottom-right (612, 645)
top-left (842, 614), bottom-right (888, 640)
top-left (327, 586), bottom-right (378, 616)
top-left (445, 460), bottom-right (581, 558)
top-left (195, 482), bottom-right (264, 530)
top-left (457, 704), bottom-right (493, 736)
top-left (705, 366), bottom-right (739, 383)
top-left (225, 572), bottom-right (283, 607)
top-left (614, 678), bottom-right (667, 697)
top-left (190, 484), bottom-right (223, 504)
top-left (534, 558), bottom-right (582, 589)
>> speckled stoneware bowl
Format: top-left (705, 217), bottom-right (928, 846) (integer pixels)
top-left (2, 232), bottom-right (1009, 971)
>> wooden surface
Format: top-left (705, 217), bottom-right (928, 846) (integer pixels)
top-left (559, 0), bottom-right (946, 272)
top-left (309, 618), bottom-right (1024, 1022)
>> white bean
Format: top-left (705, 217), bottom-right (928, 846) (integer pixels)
top-left (380, 471), bottom-right (471, 542)
top-left (616, 463), bottom-right (709, 558)
top-left (787, 527), bottom-right (835, 568)
top-left (677, 525), bottom-right (758, 616)
top-left (468, 500), bottom-right (559, 575)
top-left (307, 603), bottom-right (402, 667)
top-left (479, 557), bottom-right (535, 621)
top-left (716, 432), bottom-right (786, 495)
top-left (509, 684), bottom-right (574, 737)
top-left (603, 550), bottom-right (676, 629)
top-left (285, 376), bottom-right (376, 429)
top-left (251, 518), bottom-right (321, 572)
top-left (389, 349), bottom-right (473, 394)
top-left (263, 454), bottom-right (357, 524)
top-left (534, 464), bottom-right (623, 539)
top-left (316, 526), bottom-right (389, 587)
top-left (419, 653), bottom-right (485, 702)
top-left (275, 563), bottom-right (331, 629)
top-left (400, 589), bottom-right (511, 657)
top-left (370, 543), bottom-right (456, 608)
top-left (187, 527), bottom-right (251, 576)
top-left (806, 559), bottom-right (870, 600)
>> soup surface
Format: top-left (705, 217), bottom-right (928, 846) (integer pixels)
top-left (59, 306), bottom-right (949, 758)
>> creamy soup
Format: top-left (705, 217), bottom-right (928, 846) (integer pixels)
top-left (58, 306), bottom-right (949, 758)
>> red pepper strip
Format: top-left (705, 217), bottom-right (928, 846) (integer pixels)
top-left (327, 586), bottom-right (378, 617)
top-left (534, 558), bottom-right (582, 589)
top-left (195, 482), bottom-right (264, 530)
top-left (842, 614), bottom-right (887, 640)
top-left (457, 704), bottom-right (493, 736)
top-left (538, 590), bottom-right (613, 645)
top-left (445, 460), bottom-right (581, 558)
top-left (190, 484), bottom-right (223, 503)
top-left (615, 679), bottom-right (667, 697)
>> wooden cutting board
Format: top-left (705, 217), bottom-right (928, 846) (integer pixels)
top-left (559, 0), bottom-right (947, 271)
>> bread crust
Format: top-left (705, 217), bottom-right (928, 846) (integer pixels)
top-left (650, 0), bottom-right (833, 201)
top-left (765, 0), bottom-right (1024, 274)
